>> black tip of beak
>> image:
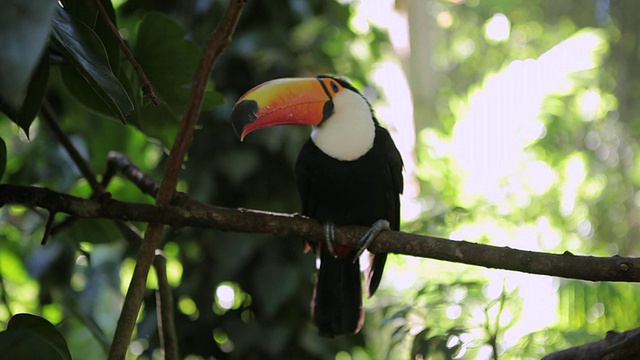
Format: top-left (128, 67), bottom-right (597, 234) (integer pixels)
top-left (231, 100), bottom-right (258, 139)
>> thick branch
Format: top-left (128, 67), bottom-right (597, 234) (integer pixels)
top-left (543, 327), bottom-right (640, 360)
top-left (2, 184), bottom-right (639, 283)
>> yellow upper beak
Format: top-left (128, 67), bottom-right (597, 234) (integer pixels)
top-left (231, 77), bottom-right (334, 141)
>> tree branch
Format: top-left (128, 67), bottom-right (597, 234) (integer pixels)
top-left (40, 102), bottom-right (142, 246)
top-left (153, 252), bottom-right (179, 360)
top-left (40, 101), bottom-right (103, 193)
top-left (2, 184), bottom-right (639, 283)
top-left (543, 327), bottom-right (640, 360)
top-left (108, 1), bottom-right (248, 358)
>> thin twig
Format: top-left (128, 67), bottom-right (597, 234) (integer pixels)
top-left (62, 291), bottom-right (111, 354)
top-left (108, 1), bottom-right (248, 359)
top-left (2, 184), bottom-right (640, 284)
top-left (103, 151), bottom-right (160, 198)
top-left (39, 102), bottom-right (141, 246)
top-left (154, 252), bottom-right (179, 360)
top-left (93, 0), bottom-right (160, 105)
top-left (41, 102), bottom-right (102, 192)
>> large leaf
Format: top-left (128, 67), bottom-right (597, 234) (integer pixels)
top-left (133, 12), bottom-right (222, 144)
top-left (0, 55), bottom-right (49, 136)
top-left (60, 0), bottom-right (120, 74)
top-left (0, 313), bottom-right (72, 360)
top-left (51, 7), bottom-right (133, 122)
top-left (0, 0), bottom-right (57, 108)
top-left (135, 12), bottom-right (202, 114)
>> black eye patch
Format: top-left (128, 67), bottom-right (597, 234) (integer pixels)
top-left (321, 100), bottom-right (334, 123)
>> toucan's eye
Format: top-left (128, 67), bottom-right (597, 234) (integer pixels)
top-left (330, 81), bottom-right (339, 93)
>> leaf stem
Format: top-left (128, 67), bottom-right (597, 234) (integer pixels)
top-left (93, 0), bottom-right (161, 105)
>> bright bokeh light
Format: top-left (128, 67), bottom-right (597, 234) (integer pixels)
top-left (356, 0), bottom-right (420, 221)
top-left (484, 13), bottom-right (510, 42)
top-left (450, 29), bottom-right (605, 207)
top-left (445, 29), bottom-right (604, 343)
top-left (577, 88), bottom-right (602, 121)
top-left (216, 284), bottom-right (236, 310)
top-left (178, 296), bottom-right (199, 319)
top-left (437, 11), bottom-right (455, 29)
top-left (355, 0), bottom-right (408, 50)
top-left (349, 2), bottom-right (610, 357)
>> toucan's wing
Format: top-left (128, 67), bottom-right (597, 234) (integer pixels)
top-left (295, 138), bottom-right (319, 249)
top-left (365, 125), bottom-right (404, 297)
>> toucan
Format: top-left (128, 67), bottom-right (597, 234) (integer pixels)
top-left (231, 76), bottom-right (403, 337)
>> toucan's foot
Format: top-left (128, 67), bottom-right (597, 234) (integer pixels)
top-left (323, 222), bottom-right (338, 258)
top-left (353, 219), bottom-right (390, 263)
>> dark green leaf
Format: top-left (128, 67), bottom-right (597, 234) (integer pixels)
top-left (59, 63), bottom-right (121, 120)
top-left (0, 55), bottom-right (49, 136)
top-left (60, 0), bottom-right (120, 73)
top-left (138, 104), bottom-right (179, 146)
top-left (0, 0), bottom-right (57, 108)
top-left (131, 12), bottom-right (225, 144)
top-left (51, 7), bottom-right (133, 122)
top-left (0, 314), bottom-right (71, 360)
top-left (65, 219), bottom-right (124, 244)
top-left (135, 12), bottom-right (202, 115)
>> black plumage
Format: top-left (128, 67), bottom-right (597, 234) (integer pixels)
top-left (295, 122), bottom-right (403, 336)
top-left (231, 75), bottom-right (404, 337)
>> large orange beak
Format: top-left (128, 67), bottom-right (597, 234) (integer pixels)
top-left (231, 78), bottom-right (335, 141)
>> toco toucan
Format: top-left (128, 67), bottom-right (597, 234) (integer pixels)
top-left (231, 76), bottom-right (403, 337)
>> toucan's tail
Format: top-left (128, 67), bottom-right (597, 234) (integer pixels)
top-left (311, 247), bottom-right (364, 337)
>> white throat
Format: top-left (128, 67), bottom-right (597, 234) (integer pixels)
top-left (310, 90), bottom-right (375, 161)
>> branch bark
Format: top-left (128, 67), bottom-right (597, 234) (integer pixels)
top-left (153, 252), bottom-right (179, 360)
top-left (2, 184), bottom-right (639, 283)
top-left (543, 327), bottom-right (640, 360)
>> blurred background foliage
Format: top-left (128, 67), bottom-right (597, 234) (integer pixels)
top-left (1, 0), bottom-right (640, 359)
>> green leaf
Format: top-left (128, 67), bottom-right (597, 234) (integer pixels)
top-left (0, 313), bottom-right (71, 360)
top-left (132, 12), bottom-right (224, 144)
top-left (0, 0), bottom-right (57, 108)
top-left (138, 103), bottom-right (179, 146)
top-left (135, 12), bottom-right (202, 114)
top-left (0, 55), bottom-right (49, 136)
top-left (51, 7), bottom-right (133, 122)
top-left (60, 0), bottom-right (120, 74)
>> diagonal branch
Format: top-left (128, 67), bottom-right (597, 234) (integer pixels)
top-left (40, 102), bottom-right (142, 246)
top-left (2, 184), bottom-right (639, 283)
top-left (93, 0), bottom-right (160, 105)
top-left (108, 1), bottom-right (248, 358)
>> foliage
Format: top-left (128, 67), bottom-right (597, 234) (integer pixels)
top-left (1, 0), bottom-right (639, 359)
top-left (0, 313), bottom-right (72, 360)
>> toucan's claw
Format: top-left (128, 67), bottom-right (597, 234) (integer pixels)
top-left (324, 222), bottom-right (338, 258)
top-left (353, 219), bottom-right (390, 263)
